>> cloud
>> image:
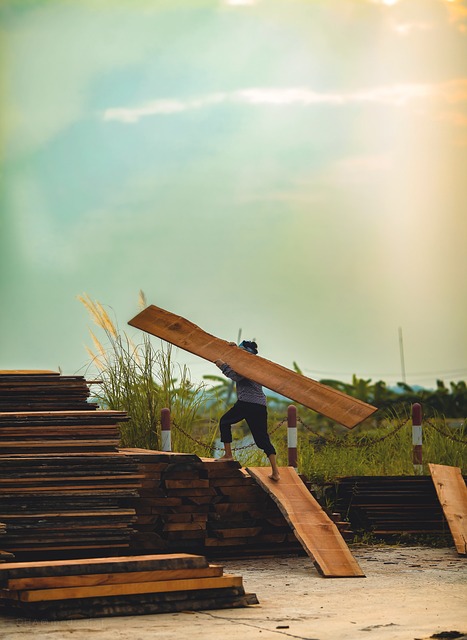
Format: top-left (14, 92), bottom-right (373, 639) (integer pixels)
top-left (102, 79), bottom-right (467, 123)
top-left (104, 93), bottom-right (228, 123)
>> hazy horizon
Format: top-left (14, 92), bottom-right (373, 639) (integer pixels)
top-left (1, 0), bottom-right (466, 390)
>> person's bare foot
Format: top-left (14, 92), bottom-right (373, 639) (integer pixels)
top-left (215, 455), bottom-right (234, 462)
top-left (268, 472), bottom-right (280, 481)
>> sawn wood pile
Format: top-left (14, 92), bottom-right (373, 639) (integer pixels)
top-left (0, 370), bottom-right (96, 412)
top-left (0, 371), bottom-right (140, 559)
top-left (0, 553), bottom-right (257, 619)
top-left (327, 475), bottom-right (463, 536)
top-left (121, 449), bottom-right (305, 557)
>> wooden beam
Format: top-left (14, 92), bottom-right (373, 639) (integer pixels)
top-left (128, 305), bottom-right (377, 429)
top-left (6, 566), bottom-right (224, 590)
top-left (0, 554), bottom-right (209, 586)
top-left (246, 466), bottom-right (365, 578)
top-left (429, 463), bottom-right (467, 556)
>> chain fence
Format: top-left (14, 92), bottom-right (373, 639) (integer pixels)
top-left (169, 417), bottom-right (287, 453)
top-left (424, 418), bottom-right (467, 444)
top-left (296, 414), bottom-right (412, 448)
top-left (163, 409), bottom-right (467, 454)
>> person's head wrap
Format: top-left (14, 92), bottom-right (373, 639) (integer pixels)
top-left (239, 340), bottom-right (258, 355)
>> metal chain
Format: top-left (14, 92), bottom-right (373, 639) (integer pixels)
top-left (168, 417), bottom-right (287, 453)
top-left (297, 415), bottom-right (411, 448)
top-left (424, 418), bottom-right (467, 444)
top-left (157, 413), bottom-right (466, 453)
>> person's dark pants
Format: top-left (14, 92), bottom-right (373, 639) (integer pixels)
top-left (219, 400), bottom-right (276, 456)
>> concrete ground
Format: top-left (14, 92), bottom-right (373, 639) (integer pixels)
top-left (1, 546), bottom-right (466, 640)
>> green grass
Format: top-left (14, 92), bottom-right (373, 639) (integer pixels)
top-left (294, 416), bottom-right (465, 483)
top-left (214, 410), bottom-right (467, 482)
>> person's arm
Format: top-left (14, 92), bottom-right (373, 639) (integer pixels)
top-left (215, 360), bottom-right (244, 382)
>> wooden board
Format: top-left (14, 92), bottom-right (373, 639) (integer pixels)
top-left (0, 551), bottom-right (257, 619)
top-left (246, 466), bottom-right (365, 578)
top-left (429, 463), bottom-right (467, 556)
top-left (5, 575), bottom-right (243, 602)
top-left (128, 305), bottom-right (377, 428)
top-left (6, 566), bottom-right (223, 590)
top-left (0, 554), bottom-right (208, 586)
top-left (3, 588), bottom-right (258, 620)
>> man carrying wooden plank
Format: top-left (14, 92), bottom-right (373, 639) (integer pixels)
top-left (215, 340), bottom-right (281, 482)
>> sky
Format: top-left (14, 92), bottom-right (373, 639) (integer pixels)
top-left (1, 0), bottom-right (466, 391)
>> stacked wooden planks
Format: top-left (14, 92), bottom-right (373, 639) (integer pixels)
top-left (120, 449), bottom-right (209, 554)
top-left (0, 553), bottom-right (258, 619)
top-left (121, 449), bottom-right (303, 557)
top-left (328, 476), bottom-right (461, 536)
top-left (0, 410), bottom-right (128, 453)
top-left (0, 452), bottom-right (140, 558)
top-left (0, 372), bottom-right (141, 560)
top-left (204, 460), bottom-right (301, 555)
top-left (0, 370), bottom-right (96, 411)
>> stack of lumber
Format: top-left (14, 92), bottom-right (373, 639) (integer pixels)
top-left (0, 372), bottom-right (141, 560)
top-left (120, 450), bottom-right (208, 553)
top-left (0, 553), bottom-right (258, 620)
top-left (120, 449), bottom-right (303, 557)
top-left (0, 410), bottom-right (128, 454)
top-left (328, 476), bottom-right (460, 536)
top-left (204, 459), bottom-right (300, 555)
top-left (0, 370), bottom-right (95, 411)
top-left (0, 452), bottom-right (140, 558)
top-left (0, 522), bottom-right (12, 563)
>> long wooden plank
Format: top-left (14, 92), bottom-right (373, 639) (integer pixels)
top-left (246, 466), bottom-right (365, 577)
top-left (429, 463), bottom-right (467, 556)
top-left (7, 575), bottom-right (243, 602)
top-left (128, 305), bottom-right (377, 428)
top-left (6, 566), bottom-right (224, 590)
top-left (0, 554), bottom-right (208, 586)
top-left (4, 589), bottom-right (257, 620)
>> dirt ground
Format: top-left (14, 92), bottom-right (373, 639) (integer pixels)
top-left (1, 546), bottom-right (466, 640)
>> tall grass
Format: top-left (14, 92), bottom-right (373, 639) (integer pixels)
top-left (78, 293), bottom-right (213, 451)
top-left (296, 415), bottom-right (467, 483)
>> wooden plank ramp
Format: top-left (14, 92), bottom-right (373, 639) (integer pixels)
top-left (128, 305), bottom-right (377, 428)
top-left (429, 463), bottom-right (467, 556)
top-left (246, 467), bottom-right (365, 578)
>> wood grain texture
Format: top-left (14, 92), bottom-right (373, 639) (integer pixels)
top-left (246, 466), bottom-right (365, 578)
top-left (4, 589), bottom-right (258, 620)
top-left (0, 554), bottom-right (209, 586)
top-left (6, 566), bottom-right (224, 590)
top-left (128, 305), bottom-right (377, 428)
top-left (429, 463), bottom-right (467, 556)
top-left (13, 575), bottom-right (243, 602)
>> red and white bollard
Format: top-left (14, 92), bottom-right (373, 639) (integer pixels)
top-left (412, 403), bottom-right (423, 475)
top-left (287, 405), bottom-right (298, 468)
top-left (161, 408), bottom-right (172, 452)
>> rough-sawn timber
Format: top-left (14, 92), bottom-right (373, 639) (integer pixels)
top-left (246, 467), bottom-right (365, 578)
top-left (128, 305), bottom-right (377, 428)
top-left (429, 463), bottom-right (467, 556)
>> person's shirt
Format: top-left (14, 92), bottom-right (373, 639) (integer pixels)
top-left (217, 362), bottom-right (267, 406)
